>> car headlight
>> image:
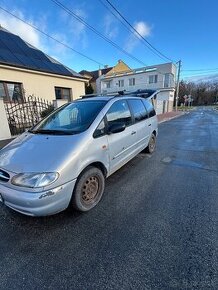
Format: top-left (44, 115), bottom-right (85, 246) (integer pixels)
top-left (11, 172), bottom-right (59, 188)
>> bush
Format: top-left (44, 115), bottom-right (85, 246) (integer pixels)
top-left (40, 105), bottom-right (55, 118)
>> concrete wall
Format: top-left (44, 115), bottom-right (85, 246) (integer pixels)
top-left (0, 98), bottom-right (11, 140)
top-left (154, 91), bottom-right (175, 114)
top-left (0, 64), bottom-right (86, 101)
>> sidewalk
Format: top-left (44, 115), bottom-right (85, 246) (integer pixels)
top-left (157, 111), bottom-right (185, 123)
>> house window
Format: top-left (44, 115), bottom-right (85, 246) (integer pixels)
top-left (129, 78), bottom-right (135, 86)
top-left (105, 81), bottom-right (111, 89)
top-left (149, 75), bottom-right (158, 84)
top-left (0, 81), bottom-right (24, 102)
top-left (164, 73), bottom-right (174, 88)
top-left (118, 80), bottom-right (124, 87)
top-left (55, 87), bottom-right (71, 101)
top-left (164, 73), bottom-right (170, 88)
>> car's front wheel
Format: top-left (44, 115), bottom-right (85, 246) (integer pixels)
top-left (71, 166), bottom-right (105, 212)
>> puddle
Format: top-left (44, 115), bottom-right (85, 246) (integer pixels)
top-left (161, 156), bottom-right (217, 173)
top-left (161, 157), bottom-right (172, 163)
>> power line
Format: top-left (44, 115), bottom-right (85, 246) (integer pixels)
top-left (0, 5), bottom-right (175, 80)
top-left (181, 71), bottom-right (218, 77)
top-left (182, 67), bottom-right (218, 72)
top-left (95, 0), bottom-right (178, 79)
top-left (104, 0), bottom-right (175, 63)
top-left (97, 0), bottom-right (139, 36)
top-left (50, 0), bottom-right (147, 66)
top-left (0, 6), bottom-right (104, 67)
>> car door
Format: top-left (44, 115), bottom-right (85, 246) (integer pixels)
top-left (142, 99), bottom-right (157, 136)
top-left (105, 100), bottom-right (137, 175)
top-left (128, 99), bottom-right (151, 151)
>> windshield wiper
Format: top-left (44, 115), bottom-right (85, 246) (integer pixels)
top-left (28, 129), bottom-right (74, 135)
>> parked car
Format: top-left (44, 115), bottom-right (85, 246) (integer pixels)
top-left (0, 94), bottom-right (158, 216)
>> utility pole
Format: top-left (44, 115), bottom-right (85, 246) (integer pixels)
top-left (175, 60), bottom-right (182, 111)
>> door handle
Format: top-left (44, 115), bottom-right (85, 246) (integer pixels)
top-left (131, 131), bottom-right (136, 135)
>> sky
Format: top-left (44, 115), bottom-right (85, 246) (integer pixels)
top-left (0, 0), bottom-right (218, 80)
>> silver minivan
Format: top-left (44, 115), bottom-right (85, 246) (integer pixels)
top-left (0, 95), bottom-right (158, 216)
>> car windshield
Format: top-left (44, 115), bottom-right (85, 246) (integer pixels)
top-left (29, 100), bottom-right (107, 135)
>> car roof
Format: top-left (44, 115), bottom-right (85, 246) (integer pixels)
top-left (77, 96), bottom-right (114, 102)
top-left (76, 95), bottom-right (149, 102)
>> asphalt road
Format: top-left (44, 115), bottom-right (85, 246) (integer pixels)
top-left (0, 108), bottom-right (218, 290)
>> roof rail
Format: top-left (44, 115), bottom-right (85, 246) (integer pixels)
top-left (81, 93), bottom-right (101, 99)
top-left (80, 89), bottom-right (161, 100)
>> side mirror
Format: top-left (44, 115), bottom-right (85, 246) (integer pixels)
top-left (108, 122), bottom-right (126, 134)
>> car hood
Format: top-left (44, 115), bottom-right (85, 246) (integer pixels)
top-left (0, 133), bottom-right (84, 173)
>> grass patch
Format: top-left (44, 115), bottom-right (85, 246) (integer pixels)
top-left (177, 106), bottom-right (195, 111)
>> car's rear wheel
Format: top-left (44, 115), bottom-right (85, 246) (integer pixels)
top-left (145, 133), bottom-right (156, 154)
top-left (71, 166), bottom-right (105, 212)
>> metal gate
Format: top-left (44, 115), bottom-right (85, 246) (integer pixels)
top-left (4, 95), bottom-right (54, 136)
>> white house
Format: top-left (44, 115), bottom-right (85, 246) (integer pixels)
top-left (96, 61), bottom-right (177, 115)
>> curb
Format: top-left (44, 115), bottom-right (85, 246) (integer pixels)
top-left (158, 112), bottom-right (188, 124)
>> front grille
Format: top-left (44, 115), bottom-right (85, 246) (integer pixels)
top-left (0, 169), bottom-right (10, 182)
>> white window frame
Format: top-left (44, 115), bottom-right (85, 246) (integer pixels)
top-left (129, 78), bottom-right (135, 86)
top-left (164, 73), bottom-right (174, 88)
top-left (105, 81), bottom-right (111, 89)
top-left (149, 75), bottom-right (158, 84)
top-left (118, 80), bottom-right (124, 87)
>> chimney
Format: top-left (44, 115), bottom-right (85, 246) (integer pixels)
top-left (98, 69), bottom-right (102, 77)
top-left (104, 65), bottom-right (108, 69)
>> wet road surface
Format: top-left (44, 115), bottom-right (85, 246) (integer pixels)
top-left (0, 108), bottom-right (218, 289)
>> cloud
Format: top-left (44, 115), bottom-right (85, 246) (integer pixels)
top-left (0, 8), bottom-right (44, 50)
top-left (49, 32), bottom-right (69, 56)
top-left (0, 7), bottom-right (78, 65)
top-left (103, 14), bottom-right (119, 39)
top-left (0, 6), bottom-right (86, 61)
top-left (60, 7), bottom-right (88, 50)
top-left (124, 21), bottom-right (151, 52)
top-left (183, 73), bottom-right (218, 83)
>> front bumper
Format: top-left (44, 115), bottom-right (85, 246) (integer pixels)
top-left (0, 179), bottom-right (76, 216)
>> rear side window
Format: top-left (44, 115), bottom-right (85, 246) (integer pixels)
top-left (106, 100), bottom-right (132, 127)
top-left (143, 99), bottom-right (156, 118)
top-left (128, 99), bottom-right (148, 123)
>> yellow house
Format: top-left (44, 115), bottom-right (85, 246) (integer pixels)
top-left (80, 60), bottom-right (131, 93)
top-left (105, 60), bottom-right (131, 76)
top-left (0, 26), bottom-right (87, 103)
top-left (79, 66), bottom-right (113, 93)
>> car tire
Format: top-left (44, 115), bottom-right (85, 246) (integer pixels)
top-left (71, 166), bottom-right (105, 212)
top-left (145, 133), bottom-right (156, 154)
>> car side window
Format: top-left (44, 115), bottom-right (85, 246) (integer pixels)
top-left (143, 99), bottom-right (156, 118)
top-left (93, 119), bottom-right (106, 138)
top-left (128, 99), bottom-right (148, 122)
top-left (106, 100), bottom-right (132, 127)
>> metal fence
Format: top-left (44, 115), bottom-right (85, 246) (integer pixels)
top-left (4, 95), bottom-right (54, 136)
